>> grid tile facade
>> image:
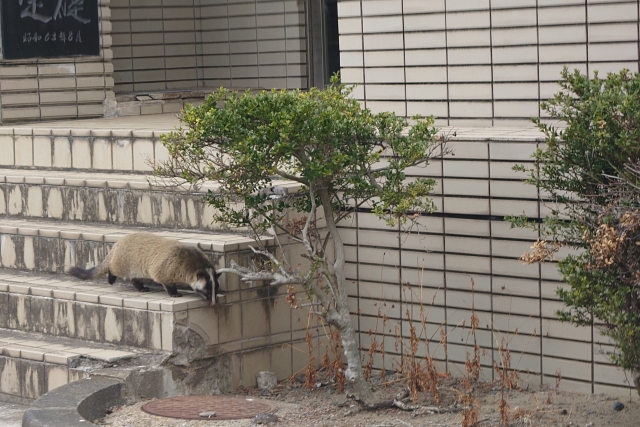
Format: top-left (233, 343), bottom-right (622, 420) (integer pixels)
top-left (338, 0), bottom-right (640, 126)
top-left (109, 0), bottom-right (308, 93)
top-left (341, 127), bottom-right (633, 395)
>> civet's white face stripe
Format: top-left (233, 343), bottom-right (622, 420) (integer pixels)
top-left (192, 277), bottom-right (207, 291)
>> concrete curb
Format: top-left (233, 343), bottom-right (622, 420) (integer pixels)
top-left (22, 377), bottom-right (124, 427)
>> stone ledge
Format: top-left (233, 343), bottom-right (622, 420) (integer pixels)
top-left (0, 328), bottom-right (146, 366)
top-left (23, 377), bottom-right (124, 427)
top-left (0, 216), bottom-right (262, 252)
top-left (0, 168), bottom-right (300, 230)
top-left (0, 327), bottom-right (158, 402)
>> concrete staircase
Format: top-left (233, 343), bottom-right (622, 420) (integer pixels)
top-left (0, 115), bottom-right (310, 406)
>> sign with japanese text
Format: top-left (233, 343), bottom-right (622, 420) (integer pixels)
top-left (1, 0), bottom-right (100, 59)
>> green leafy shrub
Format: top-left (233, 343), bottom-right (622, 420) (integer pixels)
top-left (511, 68), bottom-right (640, 381)
top-left (157, 76), bottom-right (447, 402)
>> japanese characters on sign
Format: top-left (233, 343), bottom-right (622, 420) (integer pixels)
top-left (1, 0), bottom-right (100, 59)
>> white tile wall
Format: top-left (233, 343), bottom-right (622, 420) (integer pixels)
top-left (111, 0), bottom-right (308, 92)
top-left (338, 0), bottom-right (640, 125)
top-left (341, 128), bottom-right (635, 394)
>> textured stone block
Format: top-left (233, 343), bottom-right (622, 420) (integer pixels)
top-left (75, 303), bottom-right (103, 341)
top-left (0, 293), bottom-right (8, 328)
top-left (123, 308), bottom-right (149, 348)
top-left (33, 137), bottom-right (52, 167)
top-left (34, 237), bottom-right (63, 273)
top-left (136, 194), bottom-right (153, 224)
top-left (1, 234), bottom-right (17, 268)
top-left (187, 308), bottom-right (218, 346)
top-left (53, 300), bottom-right (76, 338)
top-left (45, 364), bottom-right (69, 392)
top-left (71, 138), bottom-right (92, 169)
top-left (15, 135), bottom-right (33, 166)
top-left (0, 187), bottom-right (5, 215)
top-left (0, 357), bottom-right (21, 396)
top-left (256, 371), bottom-right (277, 390)
top-left (242, 300), bottom-right (269, 339)
top-left (7, 186), bottom-right (22, 216)
top-left (149, 311), bottom-right (163, 350)
top-left (103, 306), bottom-right (124, 344)
top-left (242, 350), bottom-right (270, 388)
top-left (31, 297), bottom-right (55, 334)
top-left (160, 312), bottom-right (174, 352)
top-left (26, 187), bottom-right (43, 217)
top-left (218, 303), bottom-right (242, 343)
top-left (112, 138), bottom-right (133, 170)
top-left (133, 139), bottom-right (154, 171)
top-left (8, 294), bottom-right (31, 331)
top-left (45, 188), bottom-right (64, 219)
top-left (92, 138), bottom-right (113, 170)
top-left (53, 137), bottom-right (72, 168)
top-left (0, 136), bottom-right (14, 166)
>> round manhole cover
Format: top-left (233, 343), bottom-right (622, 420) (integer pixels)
top-left (141, 395), bottom-right (277, 420)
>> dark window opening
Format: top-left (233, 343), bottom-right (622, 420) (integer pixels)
top-left (323, 0), bottom-right (340, 84)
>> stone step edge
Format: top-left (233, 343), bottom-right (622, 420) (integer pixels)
top-left (0, 272), bottom-right (218, 312)
top-left (0, 217), bottom-right (271, 252)
top-left (0, 169), bottom-right (301, 195)
top-left (0, 168), bottom-right (220, 194)
top-left (0, 328), bottom-right (152, 366)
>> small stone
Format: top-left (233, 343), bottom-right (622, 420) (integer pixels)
top-left (254, 413), bottom-right (278, 424)
top-left (560, 409), bottom-right (568, 415)
top-left (256, 371), bottom-right (278, 390)
top-left (585, 422), bottom-right (594, 427)
top-left (613, 401), bottom-right (625, 411)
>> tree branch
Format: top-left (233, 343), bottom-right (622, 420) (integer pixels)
top-left (217, 260), bottom-right (304, 286)
top-left (276, 169), bottom-right (309, 185)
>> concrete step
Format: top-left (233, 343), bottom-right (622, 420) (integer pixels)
top-left (0, 168), bottom-right (299, 231)
top-left (0, 168), bottom-right (219, 232)
top-left (0, 115), bottom-right (174, 173)
top-left (0, 327), bottom-right (156, 404)
top-left (0, 267), bottom-right (310, 390)
top-left (0, 216), bottom-right (267, 276)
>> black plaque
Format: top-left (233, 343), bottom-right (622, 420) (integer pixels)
top-left (1, 0), bottom-right (100, 59)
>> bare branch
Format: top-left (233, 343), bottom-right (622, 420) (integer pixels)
top-left (302, 184), bottom-right (317, 255)
top-left (217, 260), bottom-right (304, 286)
top-left (276, 169), bottom-right (309, 185)
top-left (248, 245), bottom-right (289, 278)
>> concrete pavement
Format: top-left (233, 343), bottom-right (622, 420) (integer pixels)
top-left (0, 401), bottom-right (28, 427)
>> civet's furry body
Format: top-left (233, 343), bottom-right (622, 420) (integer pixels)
top-left (68, 232), bottom-right (220, 306)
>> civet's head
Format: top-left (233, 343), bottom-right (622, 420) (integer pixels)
top-left (193, 268), bottom-right (221, 307)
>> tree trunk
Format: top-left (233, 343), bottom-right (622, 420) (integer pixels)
top-left (318, 187), bottom-right (373, 403)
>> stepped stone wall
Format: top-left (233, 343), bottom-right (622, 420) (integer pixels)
top-left (0, 127), bottom-right (167, 172)
top-left (0, 115), bottom-right (318, 401)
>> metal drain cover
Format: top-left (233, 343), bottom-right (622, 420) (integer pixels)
top-left (141, 395), bottom-right (277, 420)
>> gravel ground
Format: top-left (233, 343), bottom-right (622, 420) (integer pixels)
top-left (100, 375), bottom-right (640, 427)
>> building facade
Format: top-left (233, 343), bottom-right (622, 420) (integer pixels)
top-left (1, 1), bottom-right (638, 125)
top-left (1, 0), bottom-right (640, 395)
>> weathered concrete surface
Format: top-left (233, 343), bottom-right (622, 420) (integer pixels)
top-left (0, 401), bottom-right (27, 427)
top-left (0, 181), bottom-right (225, 231)
top-left (23, 377), bottom-right (124, 427)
